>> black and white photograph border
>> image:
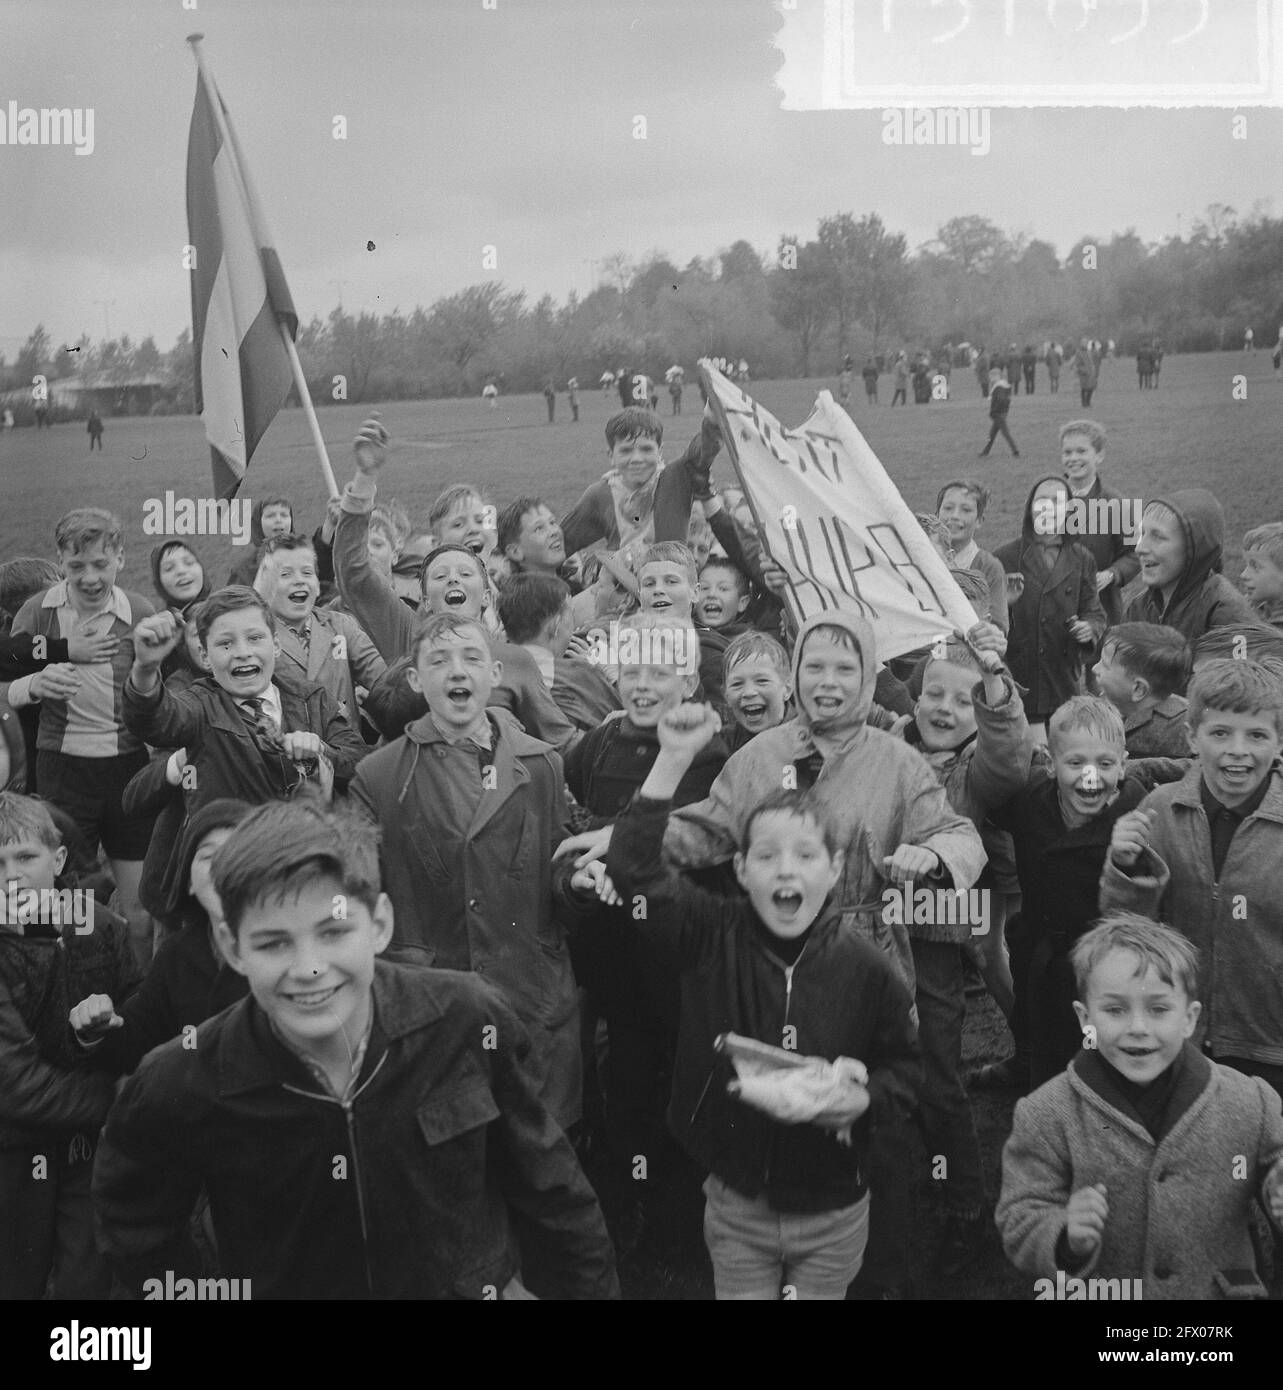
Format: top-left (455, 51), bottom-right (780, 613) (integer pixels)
top-left (2, 0), bottom-right (1282, 1356)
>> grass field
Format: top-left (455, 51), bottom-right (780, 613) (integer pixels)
top-left (2, 350), bottom-right (1278, 1301)
top-left (3, 350), bottom-right (1280, 589)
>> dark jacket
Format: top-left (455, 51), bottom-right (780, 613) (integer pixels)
top-left (92, 961), bottom-right (619, 1299)
top-left (0, 899), bottom-right (137, 1148)
top-left (1124, 695), bottom-right (1191, 759)
top-left (350, 709), bottom-right (580, 1127)
top-left (225, 499), bottom-right (288, 588)
top-left (93, 801), bottom-right (252, 1074)
top-left (992, 761), bottom-right (1185, 945)
top-left (994, 475), bottom-right (1108, 718)
top-left (602, 794), bottom-right (921, 1213)
top-left (562, 709), bottom-right (729, 1018)
top-left (122, 669), bottom-right (368, 813)
top-left (1064, 476), bottom-right (1139, 627)
top-left (1120, 489), bottom-right (1256, 642)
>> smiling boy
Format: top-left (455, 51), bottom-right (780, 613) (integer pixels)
top-left (934, 480), bottom-right (1008, 633)
top-left (998, 914), bottom-right (1283, 1300)
top-left (254, 535), bottom-right (386, 735)
top-left (721, 631), bottom-right (792, 752)
top-left (92, 797), bottom-right (618, 1299)
top-left (1101, 659), bottom-right (1283, 1094)
top-left (123, 587), bottom-right (368, 816)
top-left (9, 509), bottom-right (157, 963)
top-left (559, 407), bottom-right (720, 566)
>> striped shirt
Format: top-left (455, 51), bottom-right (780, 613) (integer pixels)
top-left (9, 583), bottom-right (154, 758)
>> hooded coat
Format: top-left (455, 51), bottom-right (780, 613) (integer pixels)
top-left (149, 541), bottom-right (211, 621)
top-left (350, 707), bottom-right (581, 1127)
top-left (664, 612), bottom-right (987, 989)
top-left (994, 475), bottom-right (1108, 719)
top-left (1120, 489), bottom-right (1256, 642)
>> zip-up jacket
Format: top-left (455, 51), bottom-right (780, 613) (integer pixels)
top-left (1099, 763), bottom-right (1283, 1066)
top-left (92, 961), bottom-right (619, 1299)
top-left (604, 793), bottom-right (921, 1213)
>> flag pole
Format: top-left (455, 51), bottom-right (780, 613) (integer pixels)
top-left (186, 34), bottom-right (339, 499)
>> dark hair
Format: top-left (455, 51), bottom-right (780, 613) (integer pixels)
top-left (0, 557), bottom-right (62, 616)
top-left (257, 494), bottom-right (294, 520)
top-left (605, 406), bottom-right (663, 450)
top-left (195, 586), bottom-right (277, 645)
top-left (212, 796), bottom-right (382, 937)
top-left (934, 479), bottom-right (990, 521)
top-left (1187, 658), bottom-right (1283, 733)
top-left (742, 789), bottom-right (840, 859)
top-left (1191, 623), bottom-right (1283, 670)
top-left (496, 496), bottom-right (549, 556)
top-left (495, 572), bottom-right (571, 645)
top-left (409, 610), bottom-right (494, 665)
top-left (1103, 623), bottom-right (1192, 699)
top-left (698, 556), bottom-right (749, 598)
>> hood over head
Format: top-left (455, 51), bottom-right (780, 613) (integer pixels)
top-left (149, 540), bottom-right (212, 618)
top-left (791, 609), bottom-right (877, 739)
top-left (1019, 473), bottom-right (1070, 545)
top-left (161, 797), bottom-right (253, 922)
top-left (1147, 488), bottom-right (1226, 606)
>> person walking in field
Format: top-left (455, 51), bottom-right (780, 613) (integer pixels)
top-left (87, 409), bottom-right (104, 452)
top-left (978, 370), bottom-right (1019, 458)
top-left (543, 378), bottom-right (557, 425)
top-left (1072, 339), bottom-right (1098, 407)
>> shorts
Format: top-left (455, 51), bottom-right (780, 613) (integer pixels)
top-left (36, 748), bottom-right (154, 861)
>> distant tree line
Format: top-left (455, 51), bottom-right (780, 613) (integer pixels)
top-left (4, 203), bottom-right (1282, 414)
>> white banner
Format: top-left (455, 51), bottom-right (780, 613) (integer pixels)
top-left (700, 360), bottom-right (978, 663)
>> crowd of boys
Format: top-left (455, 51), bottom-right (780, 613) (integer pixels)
top-left (2, 400), bottom-right (1282, 1302)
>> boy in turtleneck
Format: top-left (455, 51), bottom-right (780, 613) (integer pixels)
top-left (998, 914), bottom-right (1283, 1301)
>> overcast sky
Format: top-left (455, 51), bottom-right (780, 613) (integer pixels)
top-left (2, 0), bottom-right (1280, 357)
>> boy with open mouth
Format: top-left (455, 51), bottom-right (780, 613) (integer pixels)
top-left (124, 587), bottom-right (368, 819)
top-left (351, 612), bottom-right (584, 1129)
top-left (332, 418), bottom-right (581, 754)
top-left (571, 701), bottom-right (919, 1299)
top-left (254, 534), bottom-right (386, 738)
